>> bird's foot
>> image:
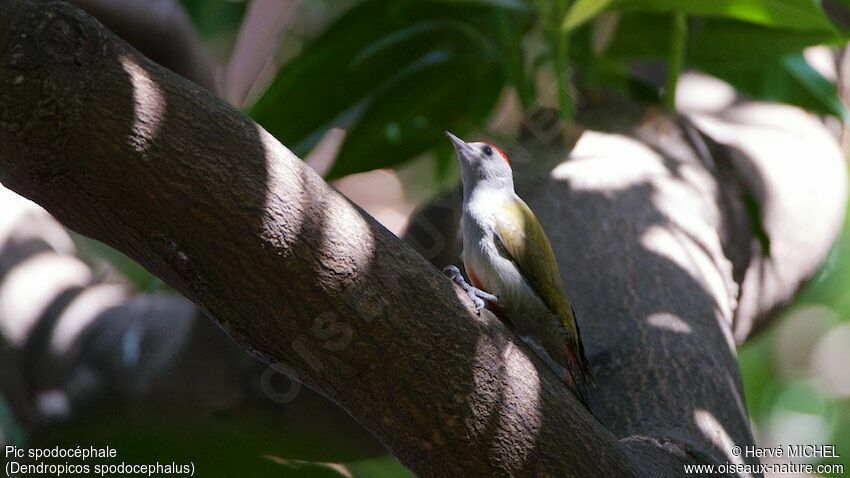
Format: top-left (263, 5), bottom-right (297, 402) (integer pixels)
top-left (443, 265), bottom-right (498, 314)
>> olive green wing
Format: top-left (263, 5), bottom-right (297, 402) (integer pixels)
top-left (493, 198), bottom-right (578, 337)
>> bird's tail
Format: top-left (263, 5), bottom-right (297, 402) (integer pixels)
top-left (516, 333), bottom-right (596, 412)
top-left (564, 338), bottom-right (595, 411)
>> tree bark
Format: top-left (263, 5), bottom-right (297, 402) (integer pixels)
top-left (0, 1), bottom-right (845, 476)
top-left (70, 0), bottom-right (218, 93)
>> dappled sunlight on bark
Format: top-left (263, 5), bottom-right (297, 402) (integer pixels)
top-left (120, 55), bottom-right (166, 154)
top-left (646, 313), bottom-right (692, 335)
top-left (694, 409), bottom-right (749, 477)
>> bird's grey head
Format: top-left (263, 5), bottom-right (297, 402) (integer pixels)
top-left (445, 131), bottom-right (514, 193)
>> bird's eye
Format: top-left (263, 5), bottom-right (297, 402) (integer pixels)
top-left (483, 145), bottom-right (493, 157)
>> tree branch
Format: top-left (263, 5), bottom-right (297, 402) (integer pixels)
top-left (69, 0), bottom-right (217, 92)
top-left (0, 1), bottom-right (639, 475)
top-left (0, 1), bottom-right (844, 476)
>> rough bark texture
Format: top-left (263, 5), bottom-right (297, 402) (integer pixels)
top-left (0, 1), bottom-right (846, 476)
top-left (70, 0), bottom-right (218, 93)
top-left (0, 1), bottom-right (630, 476)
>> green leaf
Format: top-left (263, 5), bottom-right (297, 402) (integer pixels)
top-left (604, 14), bottom-right (840, 65)
top-left (610, 0), bottom-right (838, 31)
top-left (0, 392), bottom-right (25, 447)
top-left (703, 54), bottom-right (848, 119)
top-left (562, 0), bottom-right (614, 31)
top-left (782, 54), bottom-right (848, 121)
top-left (250, 0), bottom-right (510, 158)
top-left (261, 457), bottom-right (353, 478)
top-left (73, 235), bottom-right (160, 291)
top-left (180, 0), bottom-right (245, 39)
top-left (326, 58), bottom-right (504, 179)
top-left (264, 456), bottom-right (415, 478)
top-left (494, 8), bottom-right (535, 106)
top-left (58, 414), bottom-right (409, 478)
top-left (601, 13), bottom-right (670, 59)
top-left (567, 0), bottom-right (840, 32)
top-left (347, 456), bottom-right (415, 478)
top-left (431, 0), bottom-right (532, 10)
top-left (351, 20), bottom-right (494, 67)
top-left (600, 14), bottom-right (846, 117)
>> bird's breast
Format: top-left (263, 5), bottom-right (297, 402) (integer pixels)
top-left (462, 211), bottom-right (524, 303)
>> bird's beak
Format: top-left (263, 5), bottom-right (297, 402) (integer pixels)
top-left (445, 131), bottom-right (474, 162)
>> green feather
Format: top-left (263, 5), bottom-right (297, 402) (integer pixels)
top-left (494, 197), bottom-right (578, 338)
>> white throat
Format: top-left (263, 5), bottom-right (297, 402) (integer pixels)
top-left (460, 167), bottom-right (515, 203)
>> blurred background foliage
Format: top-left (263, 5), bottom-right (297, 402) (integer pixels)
top-left (248, 0), bottom-right (847, 181)
top-left (4, 0), bottom-right (849, 476)
top-left (739, 206), bottom-right (850, 476)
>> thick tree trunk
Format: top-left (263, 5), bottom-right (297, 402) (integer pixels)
top-left (0, 1), bottom-right (845, 476)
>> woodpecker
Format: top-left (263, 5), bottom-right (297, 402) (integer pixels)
top-left (444, 131), bottom-right (594, 407)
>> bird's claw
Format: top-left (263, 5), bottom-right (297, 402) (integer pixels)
top-left (443, 265), bottom-right (498, 314)
top-left (475, 289), bottom-right (498, 303)
top-left (442, 265), bottom-right (463, 280)
top-left (469, 295), bottom-right (485, 313)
